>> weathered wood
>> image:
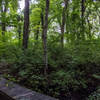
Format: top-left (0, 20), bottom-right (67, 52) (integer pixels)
top-left (0, 78), bottom-right (57, 100)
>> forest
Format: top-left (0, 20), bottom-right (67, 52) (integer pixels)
top-left (0, 0), bottom-right (100, 100)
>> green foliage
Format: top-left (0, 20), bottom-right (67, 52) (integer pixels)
top-left (0, 0), bottom-right (100, 99)
top-left (0, 40), bottom-right (100, 98)
top-left (87, 87), bottom-right (100, 100)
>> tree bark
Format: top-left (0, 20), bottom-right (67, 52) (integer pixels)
top-left (23, 0), bottom-right (30, 49)
top-left (1, 22), bottom-right (6, 36)
top-left (42, 0), bottom-right (50, 76)
top-left (61, 0), bottom-right (68, 48)
top-left (81, 0), bottom-right (85, 39)
top-left (1, 2), bottom-right (7, 36)
top-left (17, 15), bottom-right (22, 41)
top-left (35, 22), bottom-right (40, 40)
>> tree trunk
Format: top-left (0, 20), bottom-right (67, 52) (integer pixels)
top-left (81, 0), bottom-right (85, 39)
top-left (18, 25), bottom-right (21, 41)
top-left (42, 0), bottom-right (50, 76)
top-left (35, 22), bottom-right (40, 40)
top-left (61, 0), bottom-right (68, 48)
top-left (17, 15), bottom-right (22, 45)
top-left (1, 3), bottom-right (7, 36)
top-left (1, 22), bottom-right (6, 36)
top-left (23, 0), bottom-right (30, 49)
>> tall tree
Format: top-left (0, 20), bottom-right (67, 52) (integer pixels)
top-left (61, 0), bottom-right (69, 48)
top-left (42, 0), bottom-right (50, 76)
top-left (17, 15), bottom-right (23, 46)
top-left (23, 0), bottom-right (30, 49)
top-left (0, 0), bottom-right (18, 41)
top-left (1, 0), bottom-right (7, 36)
top-left (81, 0), bottom-right (85, 39)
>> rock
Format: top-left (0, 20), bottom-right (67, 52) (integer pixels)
top-left (0, 77), bottom-right (57, 100)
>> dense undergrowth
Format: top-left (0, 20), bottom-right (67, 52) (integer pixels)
top-left (0, 0), bottom-right (100, 100)
top-left (0, 40), bottom-right (100, 100)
